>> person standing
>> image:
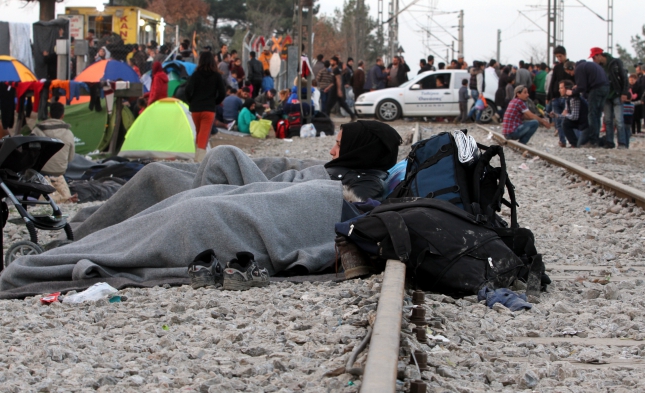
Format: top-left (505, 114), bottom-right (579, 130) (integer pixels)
top-left (258, 47), bottom-right (272, 71)
top-left (351, 60), bottom-right (366, 99)
top-left (495, 66), bottom-right (512, 113)
top-left (546, 46), bottom-right (575, 148)
top-left (312, 54), bottom-right (326, 77)
top-left (148, 62), bottom-right (169, 105)
top-left (534, 63), bottom-right (548, 106)
top-left (185, 52), bottom-right (226, 162)
top-left (247, 51), bottom-right (264, 99)
top-left (418, 59), bottom-right (432, 74)
top-left (515, 61), bottom-right (533, 90)
top-left (467, 61), bottom-right (485, 123)
top-left (316, 61), bottom-right (334, 113)
top-left (218, 53), bottom-right (231, 80)
top-left (387, 56), bottom-right (409, 87)
top-left (591, 47), bottom-right (630, 149)
top-left (502, 85), bottom-right (551, 144)
top-left (427, 55), bottom-right (437, 71)
top-left (325, 56), bottom-right (357, 121)
top-left (366, 57), bottom-right (387, 91)
top-left (564, 60), bottom-right (610, 147)
top-left (456, 78), bottom-right (469, 123)
top-left (632, 63), bottom-right (645, 135)
top-left (216, 44), bottom-right (228, 63)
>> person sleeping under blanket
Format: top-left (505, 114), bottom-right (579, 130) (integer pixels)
top-left (0, 121), bottom-right (402, 297)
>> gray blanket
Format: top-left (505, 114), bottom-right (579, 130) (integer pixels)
top-left (0, 147), bottom-right (340, 297)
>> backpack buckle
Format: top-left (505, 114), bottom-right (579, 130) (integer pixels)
top-left (475, 214), bottom-right (488, 224)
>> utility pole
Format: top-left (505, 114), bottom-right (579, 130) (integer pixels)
top-left (496, 29), bottom-right (501, 62)
top-left (388, 0), bottom-right (394, 63)
top-left (392, 0), bottom-right (399, 61)
top-left (451, 41), bottom-right (454, 60)
top-left (546, 0), bottom-right (557, 66)
top-left (557, 0), bottom-right (564, 47)
top-left (457, 10), bottom-right (464, 57)
top-left (607, 0), bottom-right (613, 53)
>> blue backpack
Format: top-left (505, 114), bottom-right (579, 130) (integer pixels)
top-left (388, 132), bottom-right (473, 213)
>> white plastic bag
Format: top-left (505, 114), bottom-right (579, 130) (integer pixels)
top-left (62, 282), bottom-right (118, 304)
top-left (299, 124), bottom-right (317, 138)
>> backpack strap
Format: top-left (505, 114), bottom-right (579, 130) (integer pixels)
top-left (471, 145), bottom-right (518, 228)
top-left (374, 211), bottom-right (411, 262)
top-left (393, 142), bottom-right (454, 197)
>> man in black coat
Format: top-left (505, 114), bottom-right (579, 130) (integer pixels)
top-left (247, 51), bottom-right (264, 98)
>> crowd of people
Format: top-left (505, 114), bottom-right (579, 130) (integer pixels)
top-left (70, 27), bottom-right (645, 154)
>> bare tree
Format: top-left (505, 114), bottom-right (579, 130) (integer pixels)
top-left (521, 43), bottom-right (547, 65)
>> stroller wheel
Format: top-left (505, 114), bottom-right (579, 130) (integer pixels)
top-left (4, 241), bottom-right (44, 267)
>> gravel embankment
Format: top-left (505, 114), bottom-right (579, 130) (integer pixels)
top-left (1, 121), bottom-right (644, 392)
top-left (482, 123), bottom-right (645, 193)
top-left (396, 124), bottom-right (645, 392)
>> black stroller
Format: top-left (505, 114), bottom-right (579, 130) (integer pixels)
top-left (0, 136), bottom-right (74, 269)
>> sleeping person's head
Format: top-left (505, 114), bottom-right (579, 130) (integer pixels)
top-left (325, 121), bottom-right (402, 201)
top-left (326, 120), bottom-right (401, 170)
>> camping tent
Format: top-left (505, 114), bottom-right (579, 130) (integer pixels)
top-left (64, 97), bottom-right (135, 155)
top-left (141, 60), bottom-right (196, 97)
top-left (118, 98), bottom-right (195, 159)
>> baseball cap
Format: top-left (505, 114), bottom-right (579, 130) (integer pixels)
top-left (588, 47), bottom-right (604, 59)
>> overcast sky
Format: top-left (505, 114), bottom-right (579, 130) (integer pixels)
top-left (2, 0), bottom-right (642, 73)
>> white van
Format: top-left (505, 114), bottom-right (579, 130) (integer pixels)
top-left (354, 69), bottom-right (497, 123)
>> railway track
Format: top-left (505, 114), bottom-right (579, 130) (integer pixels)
top-left (361, 124), bottom-right (645, 392)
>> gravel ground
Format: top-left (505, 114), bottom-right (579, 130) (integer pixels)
top-left (1, 120), bottom-right (644, 392)
top-left (481, 123), bottom-right (645, 193)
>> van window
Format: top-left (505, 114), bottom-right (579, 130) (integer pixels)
top-left (454, 73), bottom-right (469, 89)
top-left (417, 73), bottom-right (452, 89)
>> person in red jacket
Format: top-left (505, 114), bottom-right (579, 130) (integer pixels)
top-left (148, 61), bottom-right (168, 104)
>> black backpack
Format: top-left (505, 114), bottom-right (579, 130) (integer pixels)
top-left (335, 198), bottom-right (535, 297)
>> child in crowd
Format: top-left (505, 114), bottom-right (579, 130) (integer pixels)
top-left (457, 78), bottom-right (469, 123)
top-left (311, 79), bottom-right (321, 113)
top-left (627, 74), bottom-right (638, 135)
top-left (262, 70), bottom-right (274, 93)
top-left (228, 70), bottom-right (239, 89)
top-left (243, 80), bottom-right (254, 97)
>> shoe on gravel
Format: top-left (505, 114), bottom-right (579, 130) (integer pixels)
top-left (223, 251), bottom-right (270, 290)
top-left (188, 249), bottom-right (223, 289)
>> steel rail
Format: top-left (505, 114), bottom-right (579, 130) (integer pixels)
top-left (477, 125), bottom-right (645, 209)
top-left (361, 260), bottom-right (407, 393)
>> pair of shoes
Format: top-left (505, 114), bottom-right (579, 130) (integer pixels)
top-left (223, 252), bottom-right (270, 290)
top-left (558, 141), bottom-right (566, 148)
top-left (603, 143), bottom-right (615, 149)
top-left (188, 250), bottom-right (223, 289)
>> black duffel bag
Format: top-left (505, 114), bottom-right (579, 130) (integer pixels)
top-left (335, 198), bottom-right (537, 297)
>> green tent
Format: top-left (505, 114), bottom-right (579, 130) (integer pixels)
top-left (118, 98), bottom-right (196, 159)
top-left (63, 99), bottom-right (107, 155)
top-left (63, 99), bottom-right (134, 155)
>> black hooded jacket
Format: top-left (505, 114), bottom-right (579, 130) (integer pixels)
top-left (325, 121), bottom-right (402, 201)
